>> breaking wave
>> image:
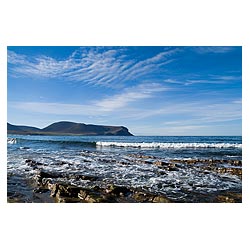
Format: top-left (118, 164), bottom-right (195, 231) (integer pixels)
top-left (96, 141), bottom-right (242, 149)
top-left (7, 137), bottom-right (96, 147)
top-left (7, 138), bottom-right (17, 144)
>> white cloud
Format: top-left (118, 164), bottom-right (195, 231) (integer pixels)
top-left (211, 75), bottom-right (242, 81)
top-left (164, 73), bottom-right (242, 87)
top-left (95, 83), bottom-right (168, 111)
top-left (8, 47), bottom-right (178, 87)
top-left (9, 83), bottom-right (169, 115)
top-left (119, 98), bottom-right (242, 124)
top-left (233, 100), bottom-right (242, 104)
top-left (193, 46), bottom-right (235, 54)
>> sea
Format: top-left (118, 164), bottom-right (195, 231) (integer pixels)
top-left (7, 135), bottom-right (242, 202)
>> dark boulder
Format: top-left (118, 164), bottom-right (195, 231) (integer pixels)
top-left (105, 184), bottom-right (131, 196)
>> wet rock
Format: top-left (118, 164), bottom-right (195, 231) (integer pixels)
top-left (128, 154), bottom-right (156, 159)
top-left (132, 191), bottom-right (172, 203)
top-left (186, 159), bottom-right (198, 165)
top-left (82, 159), bottom-right (91, 163)
top-left (232, 160), bottom-right (242, 166)
top-left (41, 178), bottom-right (52, 186)
top-left (46, 182), bottom-right (106, 203)
top-left (132, 191), bottom-right (154, 202)
top-left (138, 160), bottom-right (154, 164)
top-left (22, 154), bottom-right (241, 203)
top-left (98, 158), bottom-right (116, 164)
top-left (215, 192), bottom-right (242, 203)
top-left (154, 160), bottom-right (169, 166)
top-left (170, 159), bottom-right (183, 163)
top-left (78, 190), bottom-right (88, 200)
top-left (227, 168), bottom-right (242, 176)
top-left (80, 175), bottom-right (99, 181)
top-left (152, 196), bottom-right (172, 203)
top-left (72, 175), bottom-right (98, 181)
top-left (156, 161), bottom-right (179, 171)
top-left (118, 161), bottom-right (131, 166)
top-left (84, 195), bottom-right (97, 203)
top-left (56, 184), bottom-right (81, 198)
top-left (106, 184), bottom-right (131, 196)
top-left (25, 159), bottom-right (44, 167)
top-left (158, 170), bottom-right (167, 176)
top-left (33, 187), bottom-right (49, 194)
top-left (49, 184), bottom-right (87, 202)
top-left (83, 193), bottom-right (108, 203)
top-left (159, 166), bottom-right (179, 171)
top-left (201, 166), bottom-right (242, 176)
top-left (54, 161), bottom-right (73, 166)
top-left (34, 170), bottom-right (65, 186)
top-left (78, 189), bottom-right (108, 203)
top-left (49, 183), bottom-right (59, 197)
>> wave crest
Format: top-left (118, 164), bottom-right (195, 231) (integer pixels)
top-left (7, 138), bottom-right (17, 144)
top-left (96, 141), bottom-right (242, 149)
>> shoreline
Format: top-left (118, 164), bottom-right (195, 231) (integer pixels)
top-left (7, 156), bottom-right (242, 203)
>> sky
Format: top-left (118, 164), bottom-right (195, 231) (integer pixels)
top-left (7, 46), bottom-right (242, 136)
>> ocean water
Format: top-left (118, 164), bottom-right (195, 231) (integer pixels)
top-left (7, 135), bottom-right (242, 202)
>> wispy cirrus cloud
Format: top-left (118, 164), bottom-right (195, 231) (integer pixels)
top-left (95, 83), bottom-right (169, 111)
top-left (8, 47), bottom-right (179, 87)
top-left (119, 98), bottom-right (241, 123)
top-left (8, 50), bottom-right (76, 78)
top-left (193, 46), bottom-right (236, 54)
top-left (164, 73), bottom-right (242, 86)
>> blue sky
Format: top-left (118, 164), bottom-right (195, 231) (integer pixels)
top-left (7, 46), bottom-right (242, 135)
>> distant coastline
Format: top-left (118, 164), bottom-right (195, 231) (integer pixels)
top-left (7, 121), bottom-right (133, 136)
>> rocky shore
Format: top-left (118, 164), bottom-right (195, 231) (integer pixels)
top-left (7, 154), bottom-right (242, 203)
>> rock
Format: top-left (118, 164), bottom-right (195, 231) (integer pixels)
top-left (158, 170), bottom-right (167, 176)
top-left (34, 170), bottom-right (64, 186)
top-left (129, 154), bottom-right (156, 159)
top-left (82, 159), bottom-right (91, 163)
top-left (54, 161), bottom-right (73, 166)
top-left (59, 185), bottom-right (81, 197)
top-left (233, 160), bottom-right (242, 166)
top-left (154, 161), bottom-right (169, 166)
top-left (49, 183), bottom-right (81, 198)
top-left (78, 190), bottom-right (88, 200)
top-left (49, 183), bottom-right (59, 197)
top-left (82, 192), bottom-right (108, 203)
top-left (83, 194), bottom-right (107, 203)
top-left (156, 162), bottom-right (179, 171)
top-left (72, 174), bottom-right (98, 181)
top-left (159, 166), bottom-right (179, 171)
top-left (25, 159), bottom-right (44, 167)
top-left (80, 175), bottom-right (99, 181)
top-left (33, 188), bottom-right (49, 194)
top-left (98, 158), bottom-right (116, 164)
top-left (186, 159), bottom-right (198, 165)
top-left (132, 192), bottom-right (154, 202)
top-left (106, 184), bottom-right (131, 196)
top-left (152, 196), bottom-right (172, 203)
top-left (41, 178), bottom-right (52, 186)
top-left (201, 166), bottom-right (242, 176)
top-left (118, 161), bottom-right (130, 166)
top-left (215, 192), bottom-right (242, 203)
top-left (138, 160), bottom-right (153, 164)
top-left (84, 195), bottom-right (97, 203)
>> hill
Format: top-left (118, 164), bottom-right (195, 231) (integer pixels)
top-left (7, 121), bottom-right (133, 136)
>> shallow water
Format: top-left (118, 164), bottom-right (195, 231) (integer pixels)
top-left (7, 135), bottom-right (242, 202)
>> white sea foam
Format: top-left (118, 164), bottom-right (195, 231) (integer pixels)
top-left (96, 141), bottom-right (242, 149)
top-left (7, 138), bottom-right (17, 144)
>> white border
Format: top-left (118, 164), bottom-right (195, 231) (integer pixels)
top-left (1, 1), bottom-right (249, 250)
